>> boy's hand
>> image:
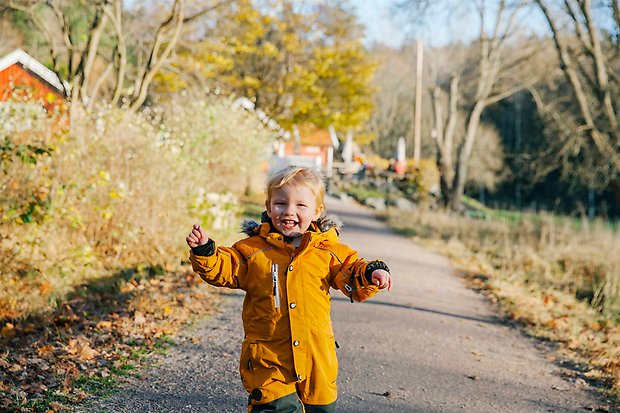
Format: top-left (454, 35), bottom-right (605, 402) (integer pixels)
top-left (186, 224), bottom-right (209, 248)
top-left (371, 269), bottom-right (392, 291)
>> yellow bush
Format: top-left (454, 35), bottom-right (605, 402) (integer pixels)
top-left (0, 95), bottom-right (274, 320)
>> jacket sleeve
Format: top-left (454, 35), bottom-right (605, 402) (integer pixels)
top-left (328, 244), bottom-right (381, 303)
top-left (189, 241), bottom-right (247, 290)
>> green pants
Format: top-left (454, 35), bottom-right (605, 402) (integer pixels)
top-left (249, 392), bottom-right (337, 413)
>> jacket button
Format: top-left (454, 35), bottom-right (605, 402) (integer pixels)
top-left (293, 340), bottom-right (299, 346)
top-left (297, 374), bottom-right (303, 380)
top-left (290, 303), bottom-right (296, 309)
top-left (288, 265), bottom-right (293, 271)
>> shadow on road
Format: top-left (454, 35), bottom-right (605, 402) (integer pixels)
top-left (332, 296), bottom-right (500, 326)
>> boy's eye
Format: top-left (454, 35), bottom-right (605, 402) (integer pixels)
top-left (298, 204), bottom-right (307, 208)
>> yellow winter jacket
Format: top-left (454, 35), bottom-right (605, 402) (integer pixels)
top-left (189, 215), bottom-right (382, 406)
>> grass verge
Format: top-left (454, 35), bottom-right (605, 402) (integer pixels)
top-left (384, 207), bottom-right (620, 404)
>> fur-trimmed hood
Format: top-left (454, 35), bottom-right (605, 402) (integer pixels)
top-left (240, 211), bottom-right (342, 237)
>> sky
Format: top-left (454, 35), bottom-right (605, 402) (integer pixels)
top-left (352, 0), bottom-right (408, 49)
top-left (351, 0), bottom-right (550, 49)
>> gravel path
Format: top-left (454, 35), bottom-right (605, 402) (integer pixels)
top-left (83, 196), bottom-right (615, 412)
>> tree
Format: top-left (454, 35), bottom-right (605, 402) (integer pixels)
top-left (399, 0), bottom-right (540, 210)
top-left (3, 0), bottom-right (227, 112)
top-left (531, 0), bottom-right (619, 188)
top-left (367, 45), bottom-right (417, 159)
top-left (159, 0), bottom-right (375, 134)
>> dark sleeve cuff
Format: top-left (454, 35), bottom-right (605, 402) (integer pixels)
top-left (364, 260), bottom-right (390, 283)
top-left (191, 239), bottom-right (215, 257)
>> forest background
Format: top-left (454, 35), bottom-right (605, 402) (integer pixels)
top-left (0, 0), bottom-right (618, 411)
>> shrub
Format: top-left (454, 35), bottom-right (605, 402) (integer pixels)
top-left (0, 94), bottom-right (273, 320)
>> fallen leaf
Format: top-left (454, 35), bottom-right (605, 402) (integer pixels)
top-left (79, 343), bottom-right (98, 360)
top-left (96, 321), bottom-right (112, 330)
top-left (1, 323), bottom-right (15, 338)
top-left (63, 366), bottom-right (79, 391)
top-left (50, 401), bottom-right (69, 411)
top-left (134, 311), bottom-right (146, 324)
top-left (37, 345), bottom-right (55, 356)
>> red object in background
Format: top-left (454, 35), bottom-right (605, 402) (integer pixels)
top-left (394, 160), bottom-right (406, 175)
top-left (0, 49), bottom-right (67, 114)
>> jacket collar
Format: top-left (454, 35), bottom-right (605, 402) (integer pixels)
top-left (240, 211), bottom-right (341, 246)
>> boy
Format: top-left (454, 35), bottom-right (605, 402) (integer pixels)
top-left (186, 166), bottom-right (392, 412)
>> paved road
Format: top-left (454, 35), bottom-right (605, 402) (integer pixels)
top-left (84, 196), bottom-right (613, 412)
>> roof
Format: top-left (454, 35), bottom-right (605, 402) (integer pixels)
top-left (296, 125), bottom-right (333, 147)
top-left (232, 96), bottom-right (290, 140)
top-left (0, 49), bottom-right (66, 93)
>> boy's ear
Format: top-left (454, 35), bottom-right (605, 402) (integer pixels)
top-left (265, 200), bottom-right (271, 217)
top-left (313, 204), bottom-right (324, 220)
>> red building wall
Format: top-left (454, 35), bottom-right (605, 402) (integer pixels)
top-left (0, 63), bottom-right (65, 113)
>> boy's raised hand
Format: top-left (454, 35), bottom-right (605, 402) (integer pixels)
top-left (371, 269), bottom-right (392, 291)
top-left (186, 224), bottom-right (209, 248)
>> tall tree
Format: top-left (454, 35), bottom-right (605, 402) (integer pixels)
top-left (160, 0), bottom-right (375, 133)
top-left (367, 45), bottom-right (417, 159)
top-left (531, 0), bottom-right (620, 188)
top-left (399, 0), bottom-right (539, 210)
top-left (3, 0), bottom-right (226, 112)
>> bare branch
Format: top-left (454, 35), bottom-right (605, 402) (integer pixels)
top-left (181, 0), bottom-right (232, 24)
top-left (46, 0), bottom-right (74, 52)
top-left (75, 5), bottom-right (109, 102)
top-left (564, 0), bottom-right (593, 54)
top-left (129, 0), bottom-right (185, 111)
top-left (103, 0), bottom-right (126, 105)
top-left (578, 0), bottom-right (618, 130)
top-left (445, 74), bottom-right (459, 158)
top-left (87, 62), bottom-right (113, 110)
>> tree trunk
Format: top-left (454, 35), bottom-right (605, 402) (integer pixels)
top-left (450, 101), bottom-right (484, 211)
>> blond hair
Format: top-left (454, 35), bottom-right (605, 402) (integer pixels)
top-left (265, 166), bottom-right (325, 208)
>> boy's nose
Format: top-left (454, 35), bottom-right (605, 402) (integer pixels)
top-left (283, 205), bottom-right (295, 215)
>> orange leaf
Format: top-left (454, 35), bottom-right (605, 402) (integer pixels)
top-left (37, 345), bottom-right (55, 356)
top-left (1, 322), bottom-right (15, 338)
top-left (134, 311), bottom-right (147, 324)
top-left (79, 344), bottom-right (98, 360)
top-left (96, 321), bottom-right (112, 330)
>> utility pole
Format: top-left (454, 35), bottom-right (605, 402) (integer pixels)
top-left (413, 39), bottom-right (423, 164)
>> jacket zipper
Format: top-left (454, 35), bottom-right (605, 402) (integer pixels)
top-left (272, 263), bottom-right (280, 309)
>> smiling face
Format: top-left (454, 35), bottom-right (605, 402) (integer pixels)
top-left (266, 183), bottom-right (323, 238)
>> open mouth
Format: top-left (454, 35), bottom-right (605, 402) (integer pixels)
top-left (281, 219), bottom-right (298, 229)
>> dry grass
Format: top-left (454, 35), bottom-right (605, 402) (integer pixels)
top-left (0, 94), bottom-right (272, 321)
top-left (386, 209), bottom-right (620, 392)
top-left (0, 94), bottom-right (272, 410)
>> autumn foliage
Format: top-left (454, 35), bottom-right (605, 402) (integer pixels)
top-left (0, 94), bottom-right (273, 410)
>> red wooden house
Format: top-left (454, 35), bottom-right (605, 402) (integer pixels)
top-left (272, 124), bottom-right (338, 173)
top-left (0, 49), bottom-right (67, 113)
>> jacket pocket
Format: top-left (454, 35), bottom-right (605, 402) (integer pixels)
top-left (239, 341), bottom-right (257, 392)
top-left (327, 336), bottom-right (339, 384)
